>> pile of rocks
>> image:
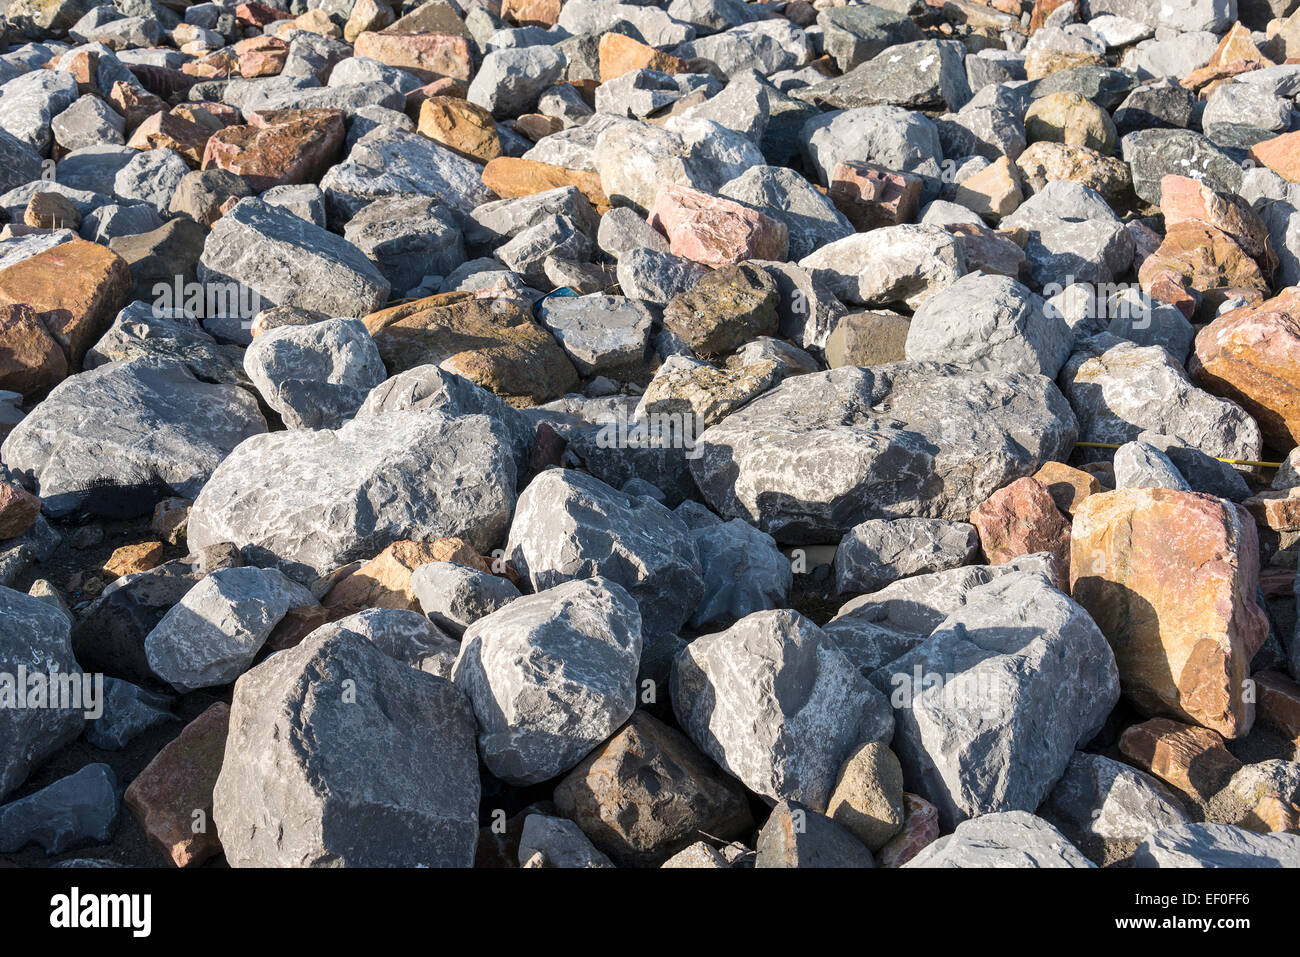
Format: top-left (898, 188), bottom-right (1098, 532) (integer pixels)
top-left (1, 0), bottom-right (1300, 869)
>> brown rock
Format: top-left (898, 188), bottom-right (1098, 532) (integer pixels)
top-left (170, 101), bottom-right (240, 134)
top-left (1221, 762), bottom-right (1300, 833)
top-left (1070, 488), bottom-right (1268, 738)
top-left (825, 741), bottom-right (906, 852)
top-left (1160, 174), bottom-right (1276, 275)
top-left (1189, 288), bottom-right (1300, 449)
top-left (598, 32), bottom-right (690, 83)
top-left (1024, 49), bottom-right (1106, 80)
top-left (109, 81), bottom-right (167, 134)
top-left (1025, 91), bottom-right (1118, 154)
top-left (363, 293), bottom-right (579, 404)
top-left (481, 156), bottom-right (611, 212)
top-left (353, 30), bottom-right (473, 83)
top-left (1032, 460), bottom-right (1101, 517)
top-left (126, 110), bottom-right (211, 167)
top-left (828, 160), bottom-right (921, 231)
top-left (0, 481), bottom-right (40, 540)
top-left (23, 191), bottom-right (79, 229)
top-left (1210, 22), bottom-right (1270, 68)
top-left (323, 538), bottom-right (487, 614)
top-left (124, 702), bottom-right (229, 868)
top-left (824, 310), bottom-right (910, 368)
top-left (0, 239), bottom-right (130, 367)
top-left (1118, 717), bottom-right (1243, 802)
top-left (151, 498), bottom-right (190, 546)
top-left (344, 0), bottom-right (394, 43)
top-left (234, 2), bottom-right (281, 27)
top-left (1138, 221), bottom-right (1268, 303)
top-left (0, 302), bottom-right (68, 398)
top-left (103, 541), bottom-right (166, 579)
top-left (416, 96), bottom-right (501, 162)
top-left (1255, 670), bottom-right (1300, 745)
top-left (233, 35), bottom-right (289, 77)
top-left (283, 7), bottom-right (343, 38)
top-left (1015, 140), bottom-right (1132, 203)
top-left (264, 603), bottom-right (332, 653)
top-left (552, 711), bottom-right (754, 867)
top-left (951, 155), bottom-right (1022, 220)
top-left (661, 261), bottom-right (779, 356)
top-left (515, 113), bottom-right (563, 141)
top-left (970, 476), bottom-right (1071, 576)
top-left (944, 222), bottom-right (1027, 278)
top-left (1029, 0), bottom-right (1071, 31)
top-left (876, 792), bottom-right (940, 867)
top-left (503, 0), bottom-right (561, 27)
top-left (201, 109), bottom-right (346, 191)
top-left (1248, 129), bottom-right (1300, 183)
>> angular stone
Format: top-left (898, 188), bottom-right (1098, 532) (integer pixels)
top-left (201, 108), bottom-right (346, 191)
top-left (755, 800), bottom-right (875, 868)
top-left (0, 302), bottom-right (68, 399)
top-left (410, 560), bottom-right (520, 637)
top-left (970, 476), bottom-right (1071, 572)
top-left (536, 294), bottom-right (653, 377)
top-left (646, 184), bottom-right (787, 267)
top-left (826, 741), bottom-right (905, 852)
top-left (835, 518), bottom-right (979, 596)
top-left (1119, 717), bottom-right (1244, 801)
top-left (799, 225), bottom-right (966, 309)
top-left (353, 30), bottom-right (473, 83)
top-left (1133, 822), bottom-right (1300, 867)
top-left (877, 792), bottom-right (940, 867)
top-left (417, 95), bottom-right (501, 163)
top-left (0, 763), bottom-right (118, 855)
top-left (325, 538), bottom-right (490, 616)
top-left (904, 811), bottom-right (1094, 868)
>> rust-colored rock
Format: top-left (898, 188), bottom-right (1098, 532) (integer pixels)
top-left (124, 703), bottom-right (229, 868)
top-left (829, 160), bottom-right (921, 231)
top-left (417, 96), bottom-right (501, 162)
top-left (1249, 129), bottom-right (1300, 183)
top-left (23, 191), bottom-right (79, 230)
top-left (647, 183), bottom-right (788, 266)
top-left (1189, 288), bottom-right (1300, 449)
top-left (1070, 488), bottom-right (1268, 738)
top-left (345, 0), bottom-right (395, 42)
top-left (970, 476), bottom-right (1071, 576)
top-left (353, 30), bottom-right (473, 83)
top-left (109, 81), bottom-right (167, 134)
top-left (876, 793), bottom-right (940, 868)
top-left (1118, 717), bottom-right (1242, 802)
top-left (1138, 221), bottom-right (1268, 302)
top-left (265, 603), bottom-right (332, 653)
top-left (0, 302), bottom-right (67, 398)
top-left (515, 113), bottom-right (563, 141)
top-left (126, 110), bottom-right (211, 167)
top-left (323, 538), bottom-right (488, 614)
top-left (1210, 22), bottom-right (1270, 68)
top-left (103, 541), bottom-right (166, 579)
top-left (0, 239), bottom-right (130, 367)
top-left (1032, 460), bottom-right (1101, 517)
top-left (1028, 0), bottom-right (1070, 31)
top-left (171, 101), bottom-right (240, 134)
top-left (233, 35), bottom-right (288, 77)
top-left (202, 109), bottom-right (346, 191)
top-left (1254, 670), bottom-right (1300, 745)
top-left (481, 156), bottom-right (610, 212)
top-left (234, 1), bottom-right (281, 27)
top-left (503, 0), bottom-right (562, 27)
top-left (362, 292), bottom-right (579, 404)
top-left (0, 481), bottom-right (40, 540)
top-left (1160, 174), bottom-right (1276, 276)
top-left (1024, 49), bottom-right (1106, 80)
top-left (598, 32), bottom-right (690, 83)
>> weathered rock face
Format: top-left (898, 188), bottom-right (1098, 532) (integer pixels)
top-left (1070, 488), bottom-right (1268, 739)
top-left (1133, 823), bottom-right (1300, 868)
top-left (1190, 289), bottom-right (1300, 450)
top-left (1, 356), bottom-right (266, 519)
top-left (187, 410), bottom-right (517, 583)
top-left (834, 518), bottom-right (980, 596)
top-left (451, 577), bottom-right (643, 786)
top-left (671, 609), bottom-right (895, 811)
top-left (690, 363), bottom-right (1077, 543)
top-left (755, 800), bottom-right (876, 868)
top-left (553, 710), bottom-right (754, 867)
top-left (506, 469), bottom-right (703, 636)
top-left (903, 811), bottom-right (1094, 868)
top-left (0, 585), bottom-right (87, 801)
top-left (214, 630), bottom-right (480, 867)
top-left (871, 571), bottom-right (1119, 829)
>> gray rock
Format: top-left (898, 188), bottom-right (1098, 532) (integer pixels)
top-left (262, 183), bottom-right (328, 228)
top-left (691, 364), bottom-right (1076, 542)
top-left (327, 56), bottom-right (423, 95)
top-left (673, 19), bottom-right (811, 77)
top-left (56, 145), bottom-right (137, 196)
top-left (518, 812), bottom-right (615, 868)
top-left (0, 586), bottom-right (88, 800)
top-left (689, 517), bottom-right (792, 630)
top-left (506, 469), bottom-right (703, 636)
top-left (0, 68), bottom-right (79, 155)
top-left (801, 105), bottom-right (943, 201)
top-left (308, 608), bottom-right (459, 670)
top-left (615, 248), bottom-right (709, 306)
top-left (213, 629), bottom-right (480, 867)
top-left (1, 357), bottom-right (266, 519)
top-left (675, 74), bottom-right (770, 143)
top-left (80, 200), bottom-right (161, 244)
top-left (411, 561), bottom-right (521, 637)
top-left (243, 318), bottom-right (387, 431)
top-left (82, 677), bottom-right (175, 751)
top-left (906, 272), bottom-right (1072, 378)
top-left (1000, 181), bottom-right (1134, 288)
top-left (1121, 128), bottom-right (1243, 205)
top-left (0, 126), bottom-right (43, 194)
top-left (755, 800), bottom-right (875, 868)
top-left (496, 212), bottom-right (593, 286)
top-left (51, 94), bottom-right (124, 151)
top-left (451, 576), bottom-right (642, 785)
top-left (835, 519), bottom-right (980, 596)
top-left (144, 566), bottom-right (316, 693)
top-left (904, 810), bottom-right (1094, 867)
top-left (800, 224), bottom-right (966, 309)
top-left (756, 261), bottom-right (847, 357)
top-left (1133, 823), bottom-right (1300, 867)
top-left (85, 303), bottom-right (248, 389)
top-left (199, 197), bottom-right (390, 319)
top-left (1112, 440), bottom-right (1191, 490)
top-left (187, 410), bottom-right (517, 583)
top-left (798, 39), bottom-right (971, 114)
top-left (342, 195), bottom-right (465, 297)
top-left (468, 186), bottom-right (599, 252)
top-left (469, 44), bottom-right (566, 118)
top-left (818, 3), bottom-right (922, 72)
top-left (1122, 30), bottom-right (1219, 80)
top-left (718, 164), bottom-right (854, 261)
top-left (872, 571), bottom-right (1119, 828)
top-left (1040, 752), bottom-right (1190, 853)
top-left (672, 608), bottom-right (894, 810)
top-left (0, 763), bottom-right (118, 854)
top-left (559, 0), bottom-right (696, 46)
top-left (537, 294), bottom-right (653, 377)
top-left (112, 147), bottom-right (188, 216)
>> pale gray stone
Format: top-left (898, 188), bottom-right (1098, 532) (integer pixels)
top-left (835, 518), bottom-right (980, 596)
top-left (904, 810), bottom-right (1094, 867)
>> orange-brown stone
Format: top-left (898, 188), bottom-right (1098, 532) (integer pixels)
top-left (0, 302), bottom-right (67, 398)
top-left (1249, 129), bottom-right (1300, 182)
top-left (829, 160), bottom-right (922, 231)
top-left (126, 110), bottom-right (212, 167)
top-left (969, 476), bottom-right (1071, 580)
top-left (323, 538), bottom-right (489, 614)
top-left (1254, 670), bottom-right (1300, 745)
top-left (201, 109), bottom-right (346, 191)
top-left (1160, 174), bottom-right (1276, 275)
top-left (481, 156), bottom-right (610, 212)
top-left (233, 35), bottom-right (289, 77)
top-left (1032, 460), bottom-right (1101, 517)
top-left (417, 96), bottom-right (501, 162)
top-left (503, 0), bottom-right (562, 27)
top-left (353, 30), bottom-right (473, 83)
top-left (1137, 221), bottom-right (1268, 301)
top-left (1118, 716), bottom-right (1242, 801)
top-left (103, 541), bottom-right (166, 579)
top-left (598, 32), bottom-right (690, 83)
top-left (109, 81), bottom-right (167, 134)
top-left (0, 481), bottom-right (40, 540)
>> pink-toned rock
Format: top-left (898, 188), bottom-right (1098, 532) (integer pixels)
top-left (126, 110), bottom-right (211, 167)
top-left (828, 160), bottom-right (922, 231)
top-left (647, 184), bottom-right (788, 266)
top-left (1071, 488), bottom-right (1268, 739)
top-left (234, 1), bottom-right (280, 27)
top-left (1248, 130), bottom-right (1300, 183)
top-left (1160, 174), bottom-right (1276, 276)
top-left (353, 30), bottom-right (473, 83)
top-left (876, 793), bottom-right (940, 867)
top-left (1190, 288), bottom-right (1300, 449)
top-left (232, 35), bottom-right (288, 77)
top-left (201, 108), bottom-right (346, 191)
top-left (124, 703), bottom-right (229, 868)
top-left (0, 481), bottom-right (40, 539)
top-left (969, 476), bottom-right (1071, 581)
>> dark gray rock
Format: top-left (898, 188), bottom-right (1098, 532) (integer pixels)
top-left (0, 763), bottom-right (118, 854)
top-left (756, 800), bottom-right (875, 868)
top-left (835, 518), bottom-right (980, 596)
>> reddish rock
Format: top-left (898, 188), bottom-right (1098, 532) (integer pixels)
top-left (0, 481), bottom-right (40, 539)
top-left (0, 239), bottom-right (130, 367)
top-left (0, 302), bottom-right (67, 398)
top-left (171, 101), bottom-right (240, 133)
top-left (876, 793), bottom-right (940, 868)
top-left (503, 0), bottom-right (562, 27)
top-left (353, 30), bottom-right (473, 83)
top-left (1138, 221), bottom-right (1268, 305)
top-left (1028, 0), bottom-right (1070, 31)
top-left (1070, 488), bottom-right (1268, 738)
top-left (1247, 130), bottom-right (1300, 182)
top-left (109, 81), bottom-right (167, 134)
top-left (828, 160), bottom-right (922, 231)
top-left (1190, 288), bottom-right (1300, 449)
top-left (202, 109), bottom-right (346, 191)
top-left (481, 156), bottom-right (610, 212)
top-left (126, 110), bottom-right (211, 167)
top-left (405, 76), bottom-right (469, 115)
top-left (323, 538), bottom-right (488, 614)
top-left (265, 603), bottom-right (332, 653)
top-left (1160, 174), bottom-right (1276, 276)
top-left (944, 222), bottom-right (1026, 277)
top-left (182, 49), bottom-right (240, 81)
top-left (1209, 22), bottom-right (1270, 68)
top-left (598, 32), bottom-right (690, 83)
top-left (62, 49), bottom-right (99, 94)
top-left (232, 35), bottom-right (289, 77)
top-left (647, 184), bottom-right (789, 266)
top-left (1254, 670), bottom-right (1300, 745)
top-left (234, 1), bottom-right (281, 27)
top-left (969, 476), bottom-right (1071, 578)
top-left (1142, 268), bottom-right (1200, 319)
top-left (1032, 460), bottom-right (1101, 517)
top-left (1118, 717), bottom-right (1243, 802)
top-left (124, 703), bottom-right (229, 868)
